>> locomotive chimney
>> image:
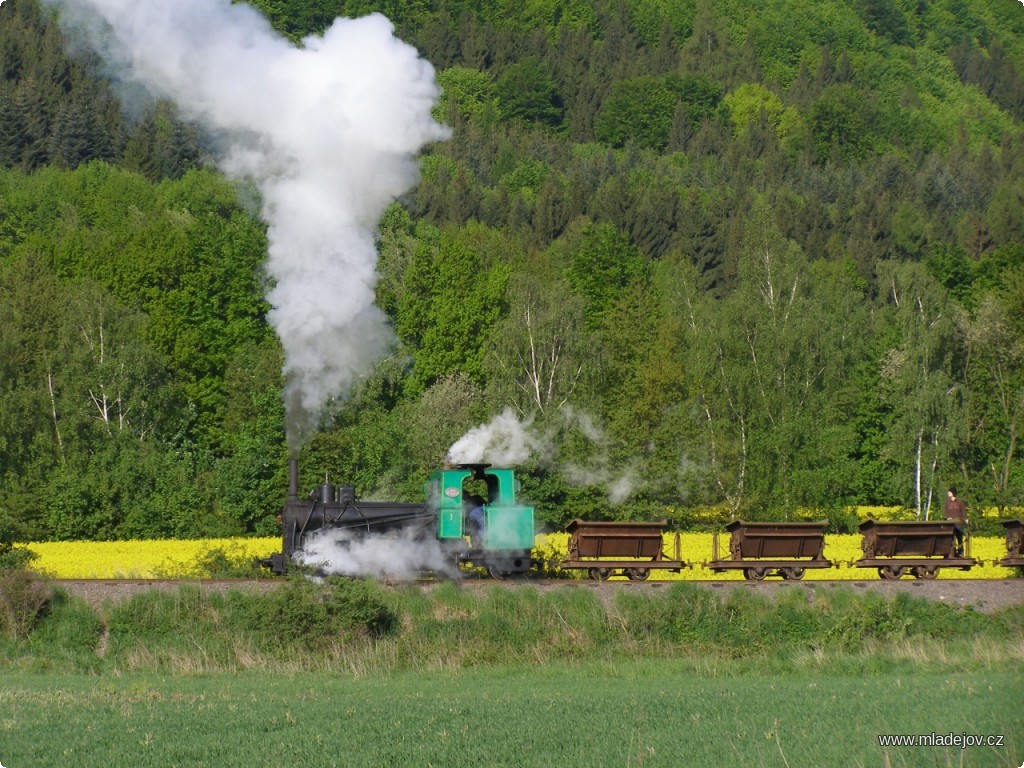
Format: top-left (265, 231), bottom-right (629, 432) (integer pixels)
top-left (288, 458), bottom-right (299, 501)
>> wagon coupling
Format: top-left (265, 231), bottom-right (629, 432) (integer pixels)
top-left (997, 519), bottom-right (1024, 568)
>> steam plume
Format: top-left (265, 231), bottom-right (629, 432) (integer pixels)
top-left (297, 528), bottom-right (457, 580)
top-left (48, 0), bottom-right (449, 448)
top-left (446, 408), bottom-right (542, 466)
top-left (447, 408), bottom-right (646, 504)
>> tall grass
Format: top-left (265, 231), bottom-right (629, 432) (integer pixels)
top-left (2, 569), bottom-right (1021, 676)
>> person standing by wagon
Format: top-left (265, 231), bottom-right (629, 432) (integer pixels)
top-left (944, 486), bottom-right (968, 558)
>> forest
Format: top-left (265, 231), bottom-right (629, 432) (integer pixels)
top-left (0, 0), bottom-right (1022, 543)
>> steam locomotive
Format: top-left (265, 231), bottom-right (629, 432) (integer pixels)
top-left (263, 460), bottom-right (535, 578)
top-left (264, 459), bottom-right (1024, 581)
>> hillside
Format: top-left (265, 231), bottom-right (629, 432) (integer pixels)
top-left (0, 0), bottom-right (1022, 542)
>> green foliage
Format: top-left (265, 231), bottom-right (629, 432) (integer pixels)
top-left (876, 261), bottom-right (965, 515)
top-left (435, 65), bottom-right (500, 124)
top-left (809, 84), bottom-right (875, 162)
top-left (186, 544), bottom-right (269, 579)
top-left (229, 577), bottom-right (398, 647)
top-left (0, 504), bottom-right (38, 570)
top-left (486, 264), bottom-right (588, 416)
top-left (0, 0), bottom-right (204, 176)
top-left (672, 74), bottom-right (724, 127)
top-left (1, 0), bottom-right (1023, 538)
top-left (0, 160), bottom-right (281, 539)
top-left (723, 82), bottom-right (800, 143)
top-left (565, 222), bottom-right (646, 328)
top-left (626, 0), bottom-right (695, 45)
top-left (396, 222), bottom-right (512, 391)
top-left (496, 57), bottom-right (564, 128)
top-left (519, 467), bottom-right (613, 528)
top-left (23, 589), bottom-right (103, 669)
top-left (595, 76), bottom-right (677, 149)
top-left (2, 580), bottom-right (1022, 688)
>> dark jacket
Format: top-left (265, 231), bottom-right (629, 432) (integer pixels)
top-left (944, 496), bottom-right (966, 524)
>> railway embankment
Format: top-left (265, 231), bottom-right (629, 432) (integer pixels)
top-left (53, 575), bottom-right (1024, 613)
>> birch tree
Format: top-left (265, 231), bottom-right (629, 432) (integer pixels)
top-left (876, 262), bottom-right (965, 518)
top-left (487, 268), bottom-right (586, 417)
top-left (680, 198), bottom-right (866, 515)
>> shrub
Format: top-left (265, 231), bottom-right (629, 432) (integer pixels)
top-left (0, 544), bottom-right (37, 570)
top-left (0, 508), bottom-right (38, 570)
top-left (231, 577), bottom-right (398, 648)
top-left (0, 568), bottom-right (52, 641)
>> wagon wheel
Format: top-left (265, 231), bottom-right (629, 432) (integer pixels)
top-left (877, 565), bottom-right (903, 580)
top-left (782, 567), bottom-right (805, 581)
top-left (588, 567), bottom-right (612, 581)
top-left (626, 568), bottom-right (650, 581)
top-left (912, 565), bottom-right (938, 580)
top-left (743, 567), bottom-right (768, 581)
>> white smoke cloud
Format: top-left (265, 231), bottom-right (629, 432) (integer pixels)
top-left (446, 407), bottom-right (543, 466)
top-left (608, 465), bottom-right (640, 504)
top-left (563, 460), bottom-right (639, 504)
top-left (447, 408), bottom-right (649, 505)
top-left (560, 405), bottom-right (603, 443)
top-left (47, 0), bottom-right (450, 447)
top-left (296, 527), bottom-right (458, 580)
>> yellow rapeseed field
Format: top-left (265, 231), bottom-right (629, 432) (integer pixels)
top-left (25, 532), bottom-right (1015, 580)
top-left (27, 537), bottom-right (281, 579)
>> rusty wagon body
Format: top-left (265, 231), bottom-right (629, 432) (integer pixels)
top-left (559, 519), bottom-right (687, 580)
top-left (853, 519), bottom-right (975, 579)
top-left (706, 520), bottom-right (833, 581)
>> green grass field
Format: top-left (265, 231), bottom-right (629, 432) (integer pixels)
top-left (1, 575), bottom-right (1022, 767)
top-left (0, 663), bottom-right (1020, 767)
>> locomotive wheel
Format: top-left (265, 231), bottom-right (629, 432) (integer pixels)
top-left (487, 569), bottom-right (520, 581)
top-left (743, 567), bottom-right (768, 581)
top-left (782, 568), bottom-right (805, 581)
top-left (626, 568), bottom-right (650, 581)
top-left (588, 567), bottom-right (612, 581)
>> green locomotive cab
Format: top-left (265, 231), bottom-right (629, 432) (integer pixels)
top-left (426, 463), bottom-right (535, 577)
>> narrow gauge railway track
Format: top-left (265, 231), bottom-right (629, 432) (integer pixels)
top-left (54, 577), bottom-right (1024, 613)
